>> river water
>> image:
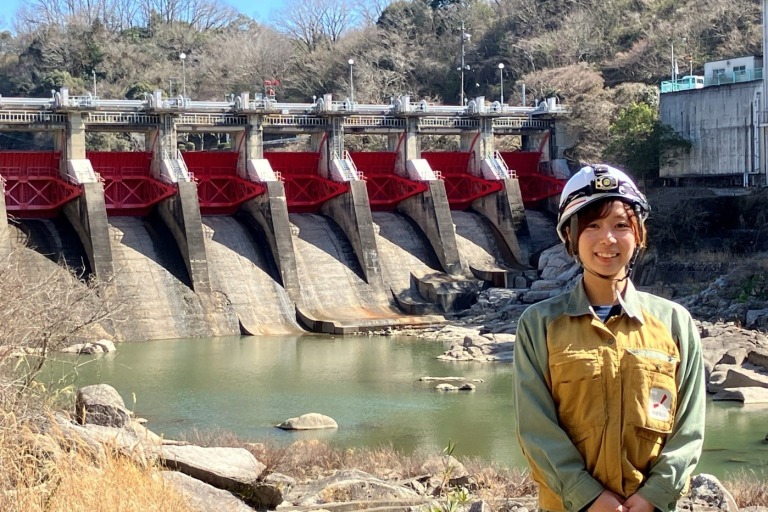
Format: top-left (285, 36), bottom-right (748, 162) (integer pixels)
top-left (43, 334), bottom-right (768, 481)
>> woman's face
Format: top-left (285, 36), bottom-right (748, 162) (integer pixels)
top-left (577, 200), bottom-right (637, 280)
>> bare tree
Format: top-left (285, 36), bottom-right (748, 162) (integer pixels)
top-left (0, 247), bottom-right (121, 396)
top-left (275, 0), bottom-right (358, 53)
top-left (197, 22), bottom-right (292, 99)
top-left (352, 0), bottom-right (391, 26)
top-left (15, 0), bottom-right (237, 33)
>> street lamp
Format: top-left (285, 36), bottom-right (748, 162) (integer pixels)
top-left (348, 58), bottom-right (355, 103)
top-left (179, 52), bottom-right (187, 97)
top-left (498, 63), bottom-right (505, 106)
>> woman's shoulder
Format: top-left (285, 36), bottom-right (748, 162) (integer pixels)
top-left (519, 289), bottom-right (573, 324)
top-left (634, 288), bottom-right (695, 324)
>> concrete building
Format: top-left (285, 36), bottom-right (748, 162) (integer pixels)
top-left (659, 57), bottom-right (764, 186)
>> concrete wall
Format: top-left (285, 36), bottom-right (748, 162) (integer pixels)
top-left (470, 178), bottom-right (530, 267)
top-left (660, 81), bottom-right (759, 179)
top-left (320, 181), bottom-right (384, 289)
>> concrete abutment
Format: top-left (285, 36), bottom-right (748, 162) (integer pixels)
top-left (0, 182), bottom-right (11, 258)
top-left (61, 181), bottom-right (114, 278)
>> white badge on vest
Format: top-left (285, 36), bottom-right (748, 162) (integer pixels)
top-left (649, 387), bottom-right (672, 422)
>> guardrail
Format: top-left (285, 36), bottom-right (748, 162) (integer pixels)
top-left (0, 111), bottom-right (67, 123)
top-left (0, 92), bottom-right (565, 127)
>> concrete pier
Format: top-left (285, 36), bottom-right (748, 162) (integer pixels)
top-left (0, 181), bottom-right (11, 258)
top-left (321, 181), bottom-right (384, 288)
top-left (239, 180), bottom-right (302, 302)
top-left (155, 180), bottom-right (212, 293)
top-left (397, 181), bottom-right (463, 275)
top-left (59, 111), bottom-right (114, 278)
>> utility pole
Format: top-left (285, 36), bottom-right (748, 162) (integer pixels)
top-left (92, 70), bottom-right (97, 96)
top-left (348, 58), bottom-right (355, 103)
top-left (671, 41), bottom-right (675, 82)
top-left (458, 21), bottom-right (471, 106)
top-left (498, 63), bottom-right (505, 106)
top-left (180, 52), bottom-right (187, 97)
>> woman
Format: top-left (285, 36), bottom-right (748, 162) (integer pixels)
top-left (513, 165), bottom-right (705, 512)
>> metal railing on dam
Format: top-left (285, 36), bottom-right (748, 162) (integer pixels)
top-left (0, 90), bottom-right (564, 131)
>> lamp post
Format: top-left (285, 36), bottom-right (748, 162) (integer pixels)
top-left (348, 58), bottom-right (355, 103)
top-left (179, 52), bottom-right (187, 97)
top-left (498, 63), bottom-right (505, 106)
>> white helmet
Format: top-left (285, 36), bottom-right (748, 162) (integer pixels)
top-left (556, 164), bottom-right (650, 246)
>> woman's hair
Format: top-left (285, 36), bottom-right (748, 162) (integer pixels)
top-left (565, 197), bottom-right (647, 255)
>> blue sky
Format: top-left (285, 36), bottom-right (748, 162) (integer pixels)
top-left (0, 0), bottom-right (285, 31)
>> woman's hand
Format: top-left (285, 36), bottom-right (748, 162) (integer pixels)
top-left (623, 493), bottom-right (654, 512)
top-left (587, 490), bottom-right (627, 512)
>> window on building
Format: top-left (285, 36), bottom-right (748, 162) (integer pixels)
top-left (713, 68), bottom-right (726, 77)
top-left (733, 65), bottom-right (746, 76)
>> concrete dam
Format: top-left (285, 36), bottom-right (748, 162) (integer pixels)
top-left (0, 90), bottom-right (566, 340)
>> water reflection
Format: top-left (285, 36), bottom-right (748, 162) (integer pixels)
top-left (41, 335), bottom-right (768, 480)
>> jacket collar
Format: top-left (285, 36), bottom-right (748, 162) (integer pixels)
top-left (565, 276), bottom-right (645, 324)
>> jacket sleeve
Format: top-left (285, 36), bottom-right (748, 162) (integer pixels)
top-left (635, 309), bottom-right (706, 511)
top-left (513, 308), bottom-right (604, 511)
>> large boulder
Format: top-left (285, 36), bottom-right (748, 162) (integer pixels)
top-left (162, 471), bottom-right (255, 512)
top-left (747, 348), bottom-right (768, 369)
top-left (61, 339), bottom-right (117, 354)
top-left (685, 474), bottom-right (738, 512)
top-left (276, 413), bottom-right (338, 430)
top-left (75, 384), bottom-right (131, 428)
top-left (286, 469), bottom-right (422, 509)
top-left (712, 386), bottom-right (768, 404)
top-left (160, 445), bottom-right (278, 509)
top-left (718, 366), bottom-right (768, 390)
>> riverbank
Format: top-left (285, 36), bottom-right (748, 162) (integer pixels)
top-left (11, 311), bottom-right (768, 512)
top-left (6, 391), bottom-right (764, 512)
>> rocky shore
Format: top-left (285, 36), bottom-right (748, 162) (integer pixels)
top-left (46, 382), bottom-right (743, 512)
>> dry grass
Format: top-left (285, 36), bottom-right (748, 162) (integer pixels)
top-left (0, 411), bottom-right (193, 512)
top-left (723, 469), bottom-right (768, 508)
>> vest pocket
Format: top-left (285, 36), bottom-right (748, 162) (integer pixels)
top-left (623, 350), bottom-right (678, 433)
top-left (549, 350), bottom-right (605, 434)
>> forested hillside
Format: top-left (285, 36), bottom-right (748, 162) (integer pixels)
top-left (0, 0), bottom-right (762, 166)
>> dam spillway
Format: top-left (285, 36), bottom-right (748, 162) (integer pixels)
top-left (202, 216), bottom-right (302, 335)
top-left (0, 90), bottom-right (568, 339)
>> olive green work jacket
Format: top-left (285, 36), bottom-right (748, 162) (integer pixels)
top-left (513, 277), bottom-right (705, 512)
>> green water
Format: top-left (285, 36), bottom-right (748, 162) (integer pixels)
top-left (42, 334), bottom-right (768, 480)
